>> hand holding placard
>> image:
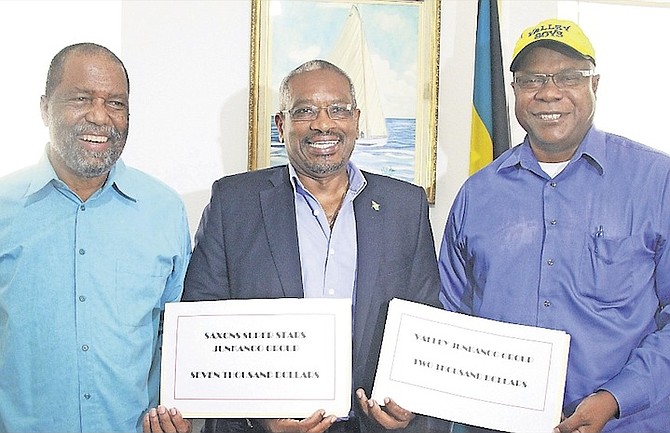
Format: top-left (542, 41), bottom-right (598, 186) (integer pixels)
top-left (160, 298), bottom-right (352, 419)
top-left (372, 299), bottom-right (570, 433)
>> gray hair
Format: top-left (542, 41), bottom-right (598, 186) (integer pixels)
top-left (278, 59), bottom-right (356, 111)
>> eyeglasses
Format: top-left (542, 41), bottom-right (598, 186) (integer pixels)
top-left (513, 70), bottom-right (595, 91)
top-left (283, 104), bottom-right (354, 121)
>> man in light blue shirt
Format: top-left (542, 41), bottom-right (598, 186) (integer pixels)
top-left (439, 19), bottom-right (670, 433)
top-left (0, 43), bottom-right (191, 433)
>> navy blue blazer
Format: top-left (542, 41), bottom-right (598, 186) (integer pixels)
top-left (183, 165), bottom-right (445, 432)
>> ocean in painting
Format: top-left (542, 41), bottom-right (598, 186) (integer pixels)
top-left (270, 118), bottom-right (415, 183)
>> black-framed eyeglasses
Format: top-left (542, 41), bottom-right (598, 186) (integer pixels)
top-left (282, 104), bottom-right (354, 121)
top-left (513, 70), bottom-right (595, 91)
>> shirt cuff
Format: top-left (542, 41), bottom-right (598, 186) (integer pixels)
top-left (599, 368), bottom-right (651, 419)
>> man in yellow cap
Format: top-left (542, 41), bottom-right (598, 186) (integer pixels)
top-left (439, 18), bottom-right (670, 432)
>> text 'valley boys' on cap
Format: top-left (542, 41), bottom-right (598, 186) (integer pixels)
top-left (510, 18), bottom-right (595, 71)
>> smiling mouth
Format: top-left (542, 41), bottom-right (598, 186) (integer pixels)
top-left (537, 113), bottom-right (561, 121)
top-left (80, 134), bottom-right (109, 144)
top-left (308, 139), bottom-right (339, 149)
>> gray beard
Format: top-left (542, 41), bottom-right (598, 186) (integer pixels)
top-left (305, 159), bottom-right (346, 175)
top-left (50, 122), bottom-right (126, 178)
top-left (52, 142), bottom-right (124, 178)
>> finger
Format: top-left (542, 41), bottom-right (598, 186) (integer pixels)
top-left (301, 409), bottom-right (327, 425)
top-left (168, 408), bottom-right (192, 433)
top-left (554, 416), bottom-right (583, 433)
top-left (302, 415), bottom-right (336, 433)
top-left (381, 397), bottom-right (415, 424)
top-left (294, 410), bottom-right (330, 432)
top-left (365, 398), bottom-right (392, 429)
top-left (142, 412), bottom-right (152, 433)
top-left (364, 397), bottom-right (409, 429)
top-left (157, 406), bottom-right (177, 433)
top-left (258, 414), bottom-right (328, 433)
top-left (147, 408), bottom-right (164, 433)
top-left (355, 388), bottom-right (371, 417)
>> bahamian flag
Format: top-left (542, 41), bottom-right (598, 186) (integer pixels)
top-left (469, 0), bottom-right (510, 174)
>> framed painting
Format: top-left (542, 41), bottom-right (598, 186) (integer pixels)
top-left (248, 0), bottom-right (441, 203)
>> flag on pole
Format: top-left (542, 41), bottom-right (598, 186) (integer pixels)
top-left (469, 0), bottom-right (510, 174)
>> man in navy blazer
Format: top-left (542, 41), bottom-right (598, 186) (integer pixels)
top-left (181, 60), bottom-right (448, 433)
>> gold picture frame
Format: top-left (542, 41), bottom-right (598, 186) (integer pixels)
top-left (248, 0), bottom-right (441, 203)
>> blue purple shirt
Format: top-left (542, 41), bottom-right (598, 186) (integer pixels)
top-left (0, 154), bottom-right (191, 432)
top-left (439, 127), bottom-right (670, 431)
top-left (290, 162), bottom-right (367, 301)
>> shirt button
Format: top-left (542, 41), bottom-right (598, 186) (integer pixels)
top-left (327, 288), bottom-right (335, 295)
top-left (82, 345), bottom-right (89, 351)
top-left (80, 205), bottom-right (86, 211)
top-left (550, 182), bottom-right (557, 187)
top-left (313, 209), bottom-right (319, 216)
top-left (84, 393), bottom-right (91, 400)
top-left (329, 248), bottom-right (335, 255)
top-left (543, 300), bottom-right (551, 307)
top-left (547, 259), bottom-right (554, 266)
top-left (79, 295), bottom-right (86, 302)
top-left (550, 219), bottom-right (557, 225)
top-left (79, 249), bottom-right (85, 255)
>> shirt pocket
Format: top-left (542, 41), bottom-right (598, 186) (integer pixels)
top-left (115, 262), bottom-right (171, 327)
top-left (579, 233), bottom-right (646, 305)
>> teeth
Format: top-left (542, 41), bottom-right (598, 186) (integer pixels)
top-left (538, 113), bottom-right (560, 121)
top-left (81, 135), bottom-right (108, 143)
top-left (309, 140), bottom-right (338, 149)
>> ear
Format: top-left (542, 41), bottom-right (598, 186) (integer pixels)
top-left (274, 112), bottom-right (285, 142)
top-left (353, 107), bottom-right (361, 136)
top-left (40, 95), bottom-right (50, 127)
top-left (591, 74), bottom-right (600, 94)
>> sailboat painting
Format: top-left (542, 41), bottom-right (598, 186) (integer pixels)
top-left (270, 0), bottom-right (418, 182)
top-left (250, 0), bottom-right (440, 201)
top-left (329, 5), bottom-right (388, 147)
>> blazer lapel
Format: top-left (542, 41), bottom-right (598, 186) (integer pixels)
top-left (352, 183), bottom-right (384, 362)
top-left (259, 168), bottom-right (304, 298)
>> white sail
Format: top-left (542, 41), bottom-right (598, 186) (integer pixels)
top-left (329, 5), bottom-right (388, 146)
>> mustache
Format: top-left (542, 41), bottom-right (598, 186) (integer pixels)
top-left (74, 122), bottom-right (123, 141)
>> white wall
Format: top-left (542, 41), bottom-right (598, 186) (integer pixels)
top-left (0, 1), bottom-right (123, 176)
top-left (0, 0), bottom-right (561, 244)
top-left (119, 1), bottom-right (253, 235)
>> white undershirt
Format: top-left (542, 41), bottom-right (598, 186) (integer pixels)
top-left (539, 161), bottom-right (570, 178)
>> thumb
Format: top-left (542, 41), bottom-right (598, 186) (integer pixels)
top-left (554, 416), bottom-right (581, 433)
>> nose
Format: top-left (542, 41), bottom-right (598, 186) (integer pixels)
top-left (85, 97), bottom-right (112, 125)
top-left (309, 107), bottom-right (337, 132)
top-left (535, 78), bottom-right (563, 100)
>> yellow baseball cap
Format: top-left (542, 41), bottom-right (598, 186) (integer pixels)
top-left (510, 19), bottom-right (595, 71)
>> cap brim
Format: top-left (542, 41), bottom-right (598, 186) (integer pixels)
top-left (510, 40), bottom-right (595, 71)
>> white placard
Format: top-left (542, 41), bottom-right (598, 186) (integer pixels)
top-left (372, 299), bottom-right (570, 433)
top-left (161, 298), bottom-right (352, 418)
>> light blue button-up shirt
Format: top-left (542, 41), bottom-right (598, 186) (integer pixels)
top-left (439, 127), bottom-right (670, 432)
top-left (290, 162), bottom-right (367, 301)
top-left (0, 153), bottom-right (191, 432)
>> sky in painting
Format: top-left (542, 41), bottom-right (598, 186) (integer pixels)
top-left (268, 1), bottom-right (419, 118)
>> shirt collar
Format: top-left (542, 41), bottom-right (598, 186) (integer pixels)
top-left (497, 126), bottom-right (605, 176)
top-left (288, 161), bottom-right (367, 199)
top-left (25, 151), bottom-right (61, 197)
top-left (572, 127), bottom-right (606, 175)
top-left (25, 149), bottom-right (136, 202)
top-left (106, 159), bottom-right (137, 202)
